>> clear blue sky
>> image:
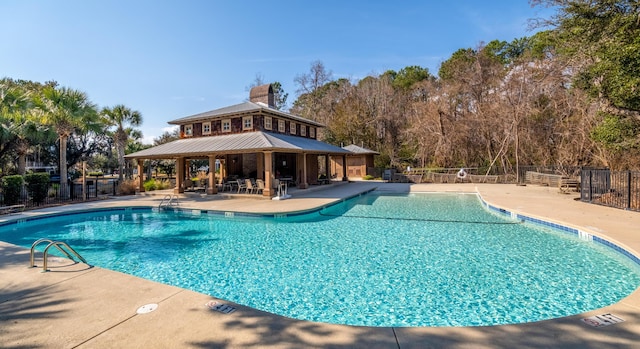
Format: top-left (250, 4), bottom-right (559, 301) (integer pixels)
top-left (1, 0), bottom-right (555, 144)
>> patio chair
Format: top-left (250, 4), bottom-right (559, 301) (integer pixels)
top-left (236, 179), bottom-right (247, 193)
top-left (245, 178), bottom-right (256, 194)
top-left (255, 179), bottom-right (265, 194)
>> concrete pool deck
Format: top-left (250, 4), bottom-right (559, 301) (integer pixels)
top-left (1, 182), bottom-right (639, 348)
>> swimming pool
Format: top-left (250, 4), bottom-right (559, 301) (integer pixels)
top-left (1, 192), bottom-right (639, 327)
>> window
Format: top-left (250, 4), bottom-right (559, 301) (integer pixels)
top-left (184, 124), bottom-right (193, 137)
top-left (203, 122), bottom-right (211, 135)
top-left (310, 127), bottom-right (316, 138)
top-left (290, 122), bottom-right (296, 135)
top-left (222, 119), bottom-right (231, 133)
top-left (242, 116), bottom-right (253, 130)
top-left (300, 125), bottom-right (306, 137)
top-left (264, 116), bottom-right (272, 130)
top-left (278, 119), bottom-right (285, 133)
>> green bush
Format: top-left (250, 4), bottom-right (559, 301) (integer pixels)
top-left (1, 175), bottom-right (24, 205)
top-left (143, 178), bottom-right (172, 191)
top-left (363, 174), bottom-right (375, 180)
top-left (24, 173), bottom-right (50, 205)
top-left (143, 179), bottom-right (157, 191)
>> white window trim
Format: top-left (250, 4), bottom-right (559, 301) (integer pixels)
top-left (278, 119), bottom-right (285, 133)
top-left (300, 125), bottom-right (306, 137)
top-left (264, 116), bottom-right (272, 130)
top-left (185, 124), bottom-right (193, 137)
top-left (203, 121), bottom-right (211, 135)
top-left (222, 119), bottom-right (231, 133)
top-left (310, 127), bottom-right (316, 138)
top-left (290, 122), bottom-right (296, 135)
top-left (242, 116), bottom-right (253, 130)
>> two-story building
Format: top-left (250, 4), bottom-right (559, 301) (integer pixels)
top-left (125, 84), bottom-right (351, 197)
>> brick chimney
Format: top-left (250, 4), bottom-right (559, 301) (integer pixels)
top-left (249, 84), bottom-right (275, 108)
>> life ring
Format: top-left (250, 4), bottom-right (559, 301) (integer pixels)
top-left (456, 168), bottom-right (467, 180)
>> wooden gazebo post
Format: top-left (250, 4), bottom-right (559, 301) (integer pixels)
top-left (263, 151), bottom-right (273, 197)
top-left (175, 157), bottom-right (184, 194)
top-left (298, 153), bottom-right (308, 189)
top-left (207, 154), bottom-right (218, 194)
top-left (341, 154), bottom-right (348, 181)
top-left (137, 159), bottom-right (145, 193)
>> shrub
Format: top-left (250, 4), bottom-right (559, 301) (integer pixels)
top-left (143, 179), bottom-right (157, 191)
top-left (49, 184), bottom-right (60, 198)
top-left (143, 178), bottom-right (172, 191)
top-left (24, 173), bottom-right (50, 205)
top-left (363, 175), bottom-right (375, 180)
top-left (118, 179), bottom-right (138, 195)
top-left (156, 180), bottom-right (171, 190)
top-left (1, 175), bottom-right (24, 205)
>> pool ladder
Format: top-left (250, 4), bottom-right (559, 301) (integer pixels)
top-left (30, 238), bottom-right (90, 272)
top-left (159, 194), bottom-right (180, 208)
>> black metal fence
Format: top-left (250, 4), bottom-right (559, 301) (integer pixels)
top-left (0, 179), bottom-right (119, 209)
top-left (581, 169), bottom-right (640, 211)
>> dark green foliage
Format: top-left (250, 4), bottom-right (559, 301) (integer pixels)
top-left (24, 172), bottom-right (50, 205)
top-left (1, 175), bottom-right (24, 205)
top-left (271, 81), bottom-right (288, 110)
top-left (389, 66), bottom-right (433, 90)
top-left (590, 113), bottom-right (640, 151)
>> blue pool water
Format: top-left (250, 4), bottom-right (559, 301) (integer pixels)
top-left (1, 192), bottom-right (639, 327)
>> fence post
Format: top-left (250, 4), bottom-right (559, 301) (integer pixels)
top-left (627, 170), bottom-right (632, 210)
top-left (589, 170), bottom-right (593, 203)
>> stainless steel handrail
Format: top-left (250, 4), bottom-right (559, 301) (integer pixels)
top-left (30, 238), bottom-right (74, 267)
top-left (30, 238), bottom-right (89, 272)
top-left (42, 241), bottom-right (88, 272)
top-left (159, 194), bottom-right (179, 208)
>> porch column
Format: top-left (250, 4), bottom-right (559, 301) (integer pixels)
top-left (207, 155), bottom-right (218, 195)
top-left (298, 153), bottom-right (309, 189)
top-left (257, 153), bottom-right (264, 180)
top-left (207, 154), bottom-right (218, 195)
top-left (325, 154), bottom-right (331, 180)
top-left (175, 157), bottom-right (185, 194)
top-left (263, 151), bottom-right (273, 197)
top-left (342, 154), bottom-right (348, 181)
top-left (220, 156), bottom-right (227, 183)
top-left (137, 160), bottom-right (145, 193)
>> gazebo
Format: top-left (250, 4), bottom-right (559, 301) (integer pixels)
top-left (124, 84), bottom-right (351, 197)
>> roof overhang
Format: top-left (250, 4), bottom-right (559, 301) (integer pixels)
top-left (168, 101), bottom-right (325, 128)
top-left (125, 131), bottom-right (352, 160)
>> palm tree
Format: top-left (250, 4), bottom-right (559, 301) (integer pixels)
top-left (0, 79), bottom-right (26, 167)
top-left (36, 86), bottom-right (99, 197)
top-left (1, 79), bottom-right (61, 175)
top-left (102, 105), bottom-right (143, 181)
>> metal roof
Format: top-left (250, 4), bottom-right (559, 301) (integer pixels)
top-left (125, 131), bottom-right (352, 159)
top-left (168, 101), bottom-right (325, 127)
top-left (342, 144), bottom-right (380, 155)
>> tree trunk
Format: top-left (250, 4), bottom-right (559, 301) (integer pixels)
top-left (17, 153), bottom-right (26, 176)
top-left (60, 135), bottom-right (69, 198)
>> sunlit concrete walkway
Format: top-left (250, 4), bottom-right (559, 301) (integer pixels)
top-left (1, 182), bottom-right (639, 348)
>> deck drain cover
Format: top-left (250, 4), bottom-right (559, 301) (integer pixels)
top-left (581, 313), bottom-right (624, 327)
top-left (136, 303), bottom-right (158, 314)
top-left (205, 300), bottom-right (236, 314)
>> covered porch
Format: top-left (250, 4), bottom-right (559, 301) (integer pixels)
top-left (124, 131), bottom-right (351, 197)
